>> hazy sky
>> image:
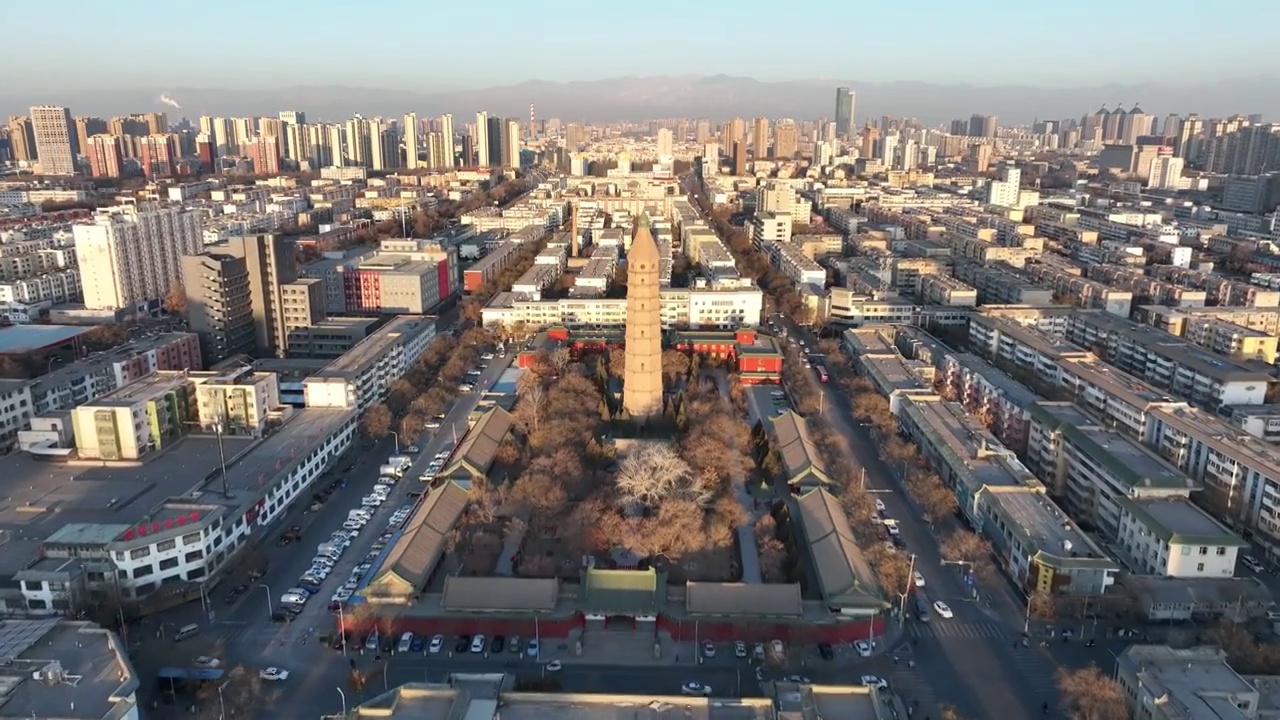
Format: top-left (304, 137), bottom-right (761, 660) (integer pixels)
top-left (4, 0), bottom-right (1273, 93)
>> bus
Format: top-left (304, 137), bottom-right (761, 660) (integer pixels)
top-left (815, 366), bottom-right (829, 383)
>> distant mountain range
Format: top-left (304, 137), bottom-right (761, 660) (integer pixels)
top-left (6, 75), bottom-right (1278, 126)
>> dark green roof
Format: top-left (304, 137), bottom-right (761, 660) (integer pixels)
top-left (579, 567), bottom-right (664, 615)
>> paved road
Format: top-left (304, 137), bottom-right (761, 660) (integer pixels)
top-left (769, 318), bottom-right (1147, 719)
top-left (134, 342), bottom-right (515, 718)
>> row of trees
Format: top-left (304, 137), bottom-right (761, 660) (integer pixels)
top-left (691, 189), bottom-right (814, 323)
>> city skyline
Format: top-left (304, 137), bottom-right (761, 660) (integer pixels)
top-left (5, 73), bottom-right (1279, 127)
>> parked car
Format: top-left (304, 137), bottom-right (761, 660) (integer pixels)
top-left (734, 641), bottom-right (747, 658)
top-left (259, 667), bottom-right (290, 682)
top-left (854, 640), bottom-right (873, 658)
top-left (455, 635), bottom-right (471, 653)
top-left (470, 635), bottom-right (486, 653)
top-left (818, 643), bottom-right (834, 660)
top-left (682, 682), bottom-right (712, 696)
top-left (429, 634), bottom-right (444, 653)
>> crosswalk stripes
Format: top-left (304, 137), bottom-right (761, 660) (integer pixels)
top-left (1005, 649), bottom-right (1060, 696)
top-left (907, 621), bottom-right (1008, 640)
top-left (888, 666), bottom-right (939, 710)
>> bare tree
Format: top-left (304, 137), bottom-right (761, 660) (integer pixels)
top-left (614, 443), bottom-right (713, 509)
top-left (754, 515), bottom-right (788, 582)
top-left (1057, 665), bottom-right (1129, 720)
top-left (550, 346), bottom-right (572, 374)
top-left (359, 404), bottom-right (392, 438)
top-left (1028, 590), bottom-right (1057, 621)
top-left (940, 529), bottom-right (991, 564)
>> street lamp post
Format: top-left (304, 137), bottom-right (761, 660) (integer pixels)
top-left (258, 584), bottom-right (272, 621)
top-left (390, 431), bottom-right (399, 455)
top-left (335, 687), bottom-right (347, 716)
top-left (48, 357), bottom-right (62, 375)
top-left (338, 605), bottom-right (347, 656)
top-left (898, 553), bottom-right (917, 618)
top-left (216, 680), bottom-right (229, 720)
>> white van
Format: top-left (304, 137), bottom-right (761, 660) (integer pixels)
top-left (398, 632), bottom-right (414, 653)
top-left (281, 592), bottom-right (308, 605)
top-left (174, 624), bottom-right (201, 642)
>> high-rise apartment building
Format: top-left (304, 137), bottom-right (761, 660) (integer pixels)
top-left (73, 117), bottom-right (107, 159)
top-left (968, 114), bottom-right (995, 138)
top-left (278, 110), bottom-right (306, 126)
top-left (656, 128), bottom-right (673, 159)
top-left (487, 116), bottom-right (504, 168)
top-left (1147, 155), bottom-right (1185, 190)
top-left (1121, 106), bottom-right (1154, 145)
top-left (218, 234), bottom-right (315, 358)
top-left (966, 143), bottom-right (992, 173)
top-left (732, 140), bottom-right (747, 175)
top-left (7, 116), bottom-right (37, 162)
top-left (243, 136), bottom-right (281, 175)
top-left (370, 123), bottom-right (399, 171)
top-left (834, 87), bottom-right (855, 138)
top-left (345, 117), bottom-right (374, 167)
top-left (773, 121), bottom-right (798, 159)
top-left (695, 119), bottom-right (712, 144)
top-left (475, 111), bottom-right (490, 167)
top-left (181, 253), bottom-right (255, 362)
top-left (752, 117), bottom-right (770, 158)
top-left (74, 204), bottom-right (204, 311)
top-left (138, 134), bottom-right (180, 178)
top-left (438, 114), bottom-right (455, 168)
top-left (426, 132), bottom-right (446, 169)
top-left (86, 134), bottom-right (124, 178)
top-left (986, 164), bottom-right (1022, 207)
top-left (29, 105), bottom-right (77, 175)
top-left (403, 113), bottom-right (420, 169)
top-left (504, 118), bottom-right (522, 168)
top-left (279, 111), bottom-right (306, 164)
top-left (139, 112), bottom-right (168, 135)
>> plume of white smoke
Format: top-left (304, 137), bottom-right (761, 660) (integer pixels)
top-left (157, 94), bottom-right (182, 110)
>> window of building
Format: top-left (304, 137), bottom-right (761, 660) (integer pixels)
top-left (1216, 547), bottom-right (1227, 555)
top-left (157, 539), bottom-right (177, 553)
top-left (158, 558), bottom-right (179, 571)
top-left (184, 550), bottom-right (204, 563)
top-left (187, 567), bottom-right (205, 580)
top-left (1199, 547), bottom-right (1208, 555)
top-left (1180, 546), bottom-right (1191, 555)
top-left (20, 581), bottom-right (42, 592)
top-left (26, 599), bottom-right (47, 610)
top-left (132, 565), bottom-right (154, 579)
top-left (130, 547), bottom-right (151, 560)
top-left (183, 532), bottom-right (202, 545)
top-left (1197, 563), bottom-right (1205, 572)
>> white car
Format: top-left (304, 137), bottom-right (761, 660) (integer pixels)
top-left (681, 682), bottom-right (713, 696)
top-left (481, 352), bottom-right (494, 360)
top-left (771, 639), bottom-right (784, 656)
top-left (734, 641), bottom-right (747, 658)
top-left (342, 520), bottom-right (363, 531)
top-left (854, 640), bottom-right (872, 658)
top-left (259, 667), bottom-right (290, 682)
top-left (435, 451), bottom-right (450, 460)
top-left (913, 572), bottom-right (926, 588)
top-left (933, 601), bottom-right (953, 619)
top-left (332, 588), bottom-right (353, 603)
top-left (471, 634), bottom-right (487, 653)
top-left (429, 634), bottom-right (444, 653)
top-left (307, 566), bottom-right (331, 579)
top-left (874, 498), bottom-right (886, 512)
top-left (458, 383), bottom-right (474, 392)
top-left (312, 556), bottom-right (335, 568)
top-left (861, 675), bottom-right (888, 691)
top-left (192, 656), bottom-right (221, 669)
top-left (545, 660), bottom-right (563, 672)
top-left (702, 642), bottom-right (716, 658)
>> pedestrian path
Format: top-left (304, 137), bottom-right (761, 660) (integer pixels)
top-left (1004, 647), bottom-right (1060, 697)
top-left (888, 665), bottom-right (939, 714)
top-left (907, 621), bottom-right (1008, 640)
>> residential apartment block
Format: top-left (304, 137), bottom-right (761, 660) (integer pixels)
top-left (896, 394), bottom-right (1118, 596)
top-left (303, 316), bottom-right (436, 412)
top-left (1063, 310), bottom-right (1272, 412)
top-left (73, 204), bottom-right (203, 312)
